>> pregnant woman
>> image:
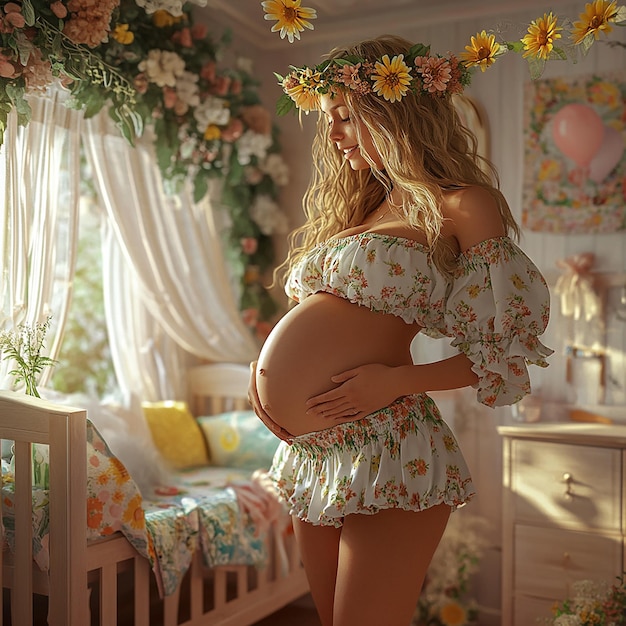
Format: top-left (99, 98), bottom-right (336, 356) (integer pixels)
top-left (249, 35), bottom-right (552, 626)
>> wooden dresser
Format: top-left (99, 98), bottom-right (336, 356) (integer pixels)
top-left (498, 422), bottom-right (626, 626)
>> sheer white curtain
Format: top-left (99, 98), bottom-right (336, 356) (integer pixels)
top-left (100, 218), bottom-right (191, 400)
top-left (0, 88), bottom-right (82, 389)
top-left (83, 115), bottom-right (258, 400)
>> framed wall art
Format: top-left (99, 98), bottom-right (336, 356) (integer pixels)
top-left (522, 72), bottom-right (626, 234)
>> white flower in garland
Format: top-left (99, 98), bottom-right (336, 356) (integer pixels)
top-left (138, 49), bottom-right (185, 87)
top-left (175, 71), bottom-right (200, 109)
top-left (178, 133), bottom-right (197, 160)
top-left (236, 130), bottom-right (272, 165)
top-left (236, 57), bottom-right (254, 75)
top-left (260, 153), bottom-right (289, 186)
top-left (193, 95), bottom-right (230, 131)
top-left (250, 195), bottom-right (289, 235)
top-left (135, 0), bottom-right (207, 17)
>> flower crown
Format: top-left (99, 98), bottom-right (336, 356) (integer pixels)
top-left (274, 1), bottom-right (626, 115)
top-left (276, 44), bottom-right (471, 114)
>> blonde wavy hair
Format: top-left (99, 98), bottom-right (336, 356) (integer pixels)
top-left (277, 34), bottom-right (519, 283)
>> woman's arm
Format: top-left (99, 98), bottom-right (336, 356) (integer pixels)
top-left (305, 355), bottom-right (478, 421)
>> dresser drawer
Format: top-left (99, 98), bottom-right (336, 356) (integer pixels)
top-left (514, 524), bottom-right (622, 599)
top-left (510, 440), bottom-right (622, 531)
top-left (513, 594), bottom-right (555, 626)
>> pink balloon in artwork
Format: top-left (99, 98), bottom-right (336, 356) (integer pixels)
top-left (588, 126), bottom-right (625, 183)
top-left (551, 103), bottom-right (605, 166)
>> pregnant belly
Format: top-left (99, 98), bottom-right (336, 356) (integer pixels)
top-left (256, 292), bottom-right (417, 436)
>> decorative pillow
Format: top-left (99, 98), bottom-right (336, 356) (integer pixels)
top-left (198, 410), bottom-right (281, 470)
top-left (142, 401), bottom-right (209, 469)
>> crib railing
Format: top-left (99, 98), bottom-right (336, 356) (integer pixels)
top-left (0, 388), bottom-right (309, 626)
top-left (0, 390), bottom-right (89, 626)
top-left (84, 522), bottom-right (308, 626)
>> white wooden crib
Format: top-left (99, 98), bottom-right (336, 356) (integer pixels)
top-left (0, 363), bottom-right (309, 626)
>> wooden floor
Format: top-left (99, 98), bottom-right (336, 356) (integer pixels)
top-left (252, 593), bottom-right (321, 626)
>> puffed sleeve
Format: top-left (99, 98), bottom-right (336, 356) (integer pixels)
top-left (444, 237), bottom-right (553, 407)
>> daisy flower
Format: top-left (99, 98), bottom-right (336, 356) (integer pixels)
top-left (261, 0), bottom-right (317, 44)
top-left (370, 54), bottom-right (412, 103)
top-left (460, 30), bottom-right (501, 72)
top-left (572, 0), bottom-right (620, 44)
top-left (522, 12), bottom-right (562, 59)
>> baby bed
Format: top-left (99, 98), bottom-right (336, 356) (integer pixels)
top-left (0, 362), bottom-right (309, 626)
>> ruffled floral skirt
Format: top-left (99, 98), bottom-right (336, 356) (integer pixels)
top-left (267, 394), bottom-right (475, 527)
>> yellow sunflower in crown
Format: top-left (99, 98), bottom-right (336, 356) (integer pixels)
top-left (370, 54), bottom-right (412, 103)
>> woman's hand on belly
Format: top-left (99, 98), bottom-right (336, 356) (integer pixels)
top-left (248, 361), bottom-right (294, 442)
top-left (304, 363), bottom-right (402, 422)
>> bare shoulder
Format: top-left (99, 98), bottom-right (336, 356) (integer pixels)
top-left (442, 186), bottom-right (506, 252)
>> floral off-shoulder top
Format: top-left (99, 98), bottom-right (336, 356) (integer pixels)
top-left (285, 232), bottom-right (553, 408)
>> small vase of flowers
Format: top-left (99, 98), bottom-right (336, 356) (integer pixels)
top-left (0, 316), bottom-right (57, 398)
top-left (0, 316), bottom-right (57, 488)
top-left (548, 574), bottom-right (626, 625)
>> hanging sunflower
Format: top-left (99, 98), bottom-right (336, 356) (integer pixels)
top-left (572, 0), bottom-right (621, 44)
top-left (459, 30), bottom-right (502, 72)
top-left (261, 0), bottom-right (317, 43)
top-left (522, 12), bottom-right (562, 60)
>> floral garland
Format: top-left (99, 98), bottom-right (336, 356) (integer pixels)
top-left (266, 0), bottom-right (626, 114)
top-left (0, 0), bottom-right (290, 338)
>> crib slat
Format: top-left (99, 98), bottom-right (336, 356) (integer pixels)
top-left (189, 549), bottom-right (203, 621)
top-left (236, 566), bottom-right (247, 597)
top-left (134, 555), bottom-right (151, 626)
top-left (99, 562), bottom-right (118, 625)
top-left (13, 440), bottom-right (33, 626)
top-left (163, 584), bottom-right (181, 626)
top-left (214, 569), bottom-right (227, 608)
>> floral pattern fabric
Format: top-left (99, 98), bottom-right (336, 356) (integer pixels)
top-left (286, 233), bottom-right (552, 407)
top-left (142, 466), bottom-right (269, 596)
top-left (2, 423), bottom-right (277, 597)
top-left (2, 420), bottom-right (152, 572)
top-left (269, 394), bottom-right (475, 527)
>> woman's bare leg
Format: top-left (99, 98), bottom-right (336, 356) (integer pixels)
top-left (292, 517), bottom-right (342, 626)
top-left (333, 505), bottom-right (451, 626)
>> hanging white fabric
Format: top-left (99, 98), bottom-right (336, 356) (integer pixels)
top-left (82, 114), bottom-right (257, 400)
top-left (100, 218), bottom-right (191, 401)
top-left (0, 87), bottom-right (82, 390)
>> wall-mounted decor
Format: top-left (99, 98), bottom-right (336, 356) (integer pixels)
top-left (522, 72), bottom-right (626, 234)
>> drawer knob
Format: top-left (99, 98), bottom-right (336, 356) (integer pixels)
top-left (562, 472), bottom-right (574, 499)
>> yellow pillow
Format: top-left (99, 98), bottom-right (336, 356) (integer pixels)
top-left (142, 401), bottom-right (210, 469)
